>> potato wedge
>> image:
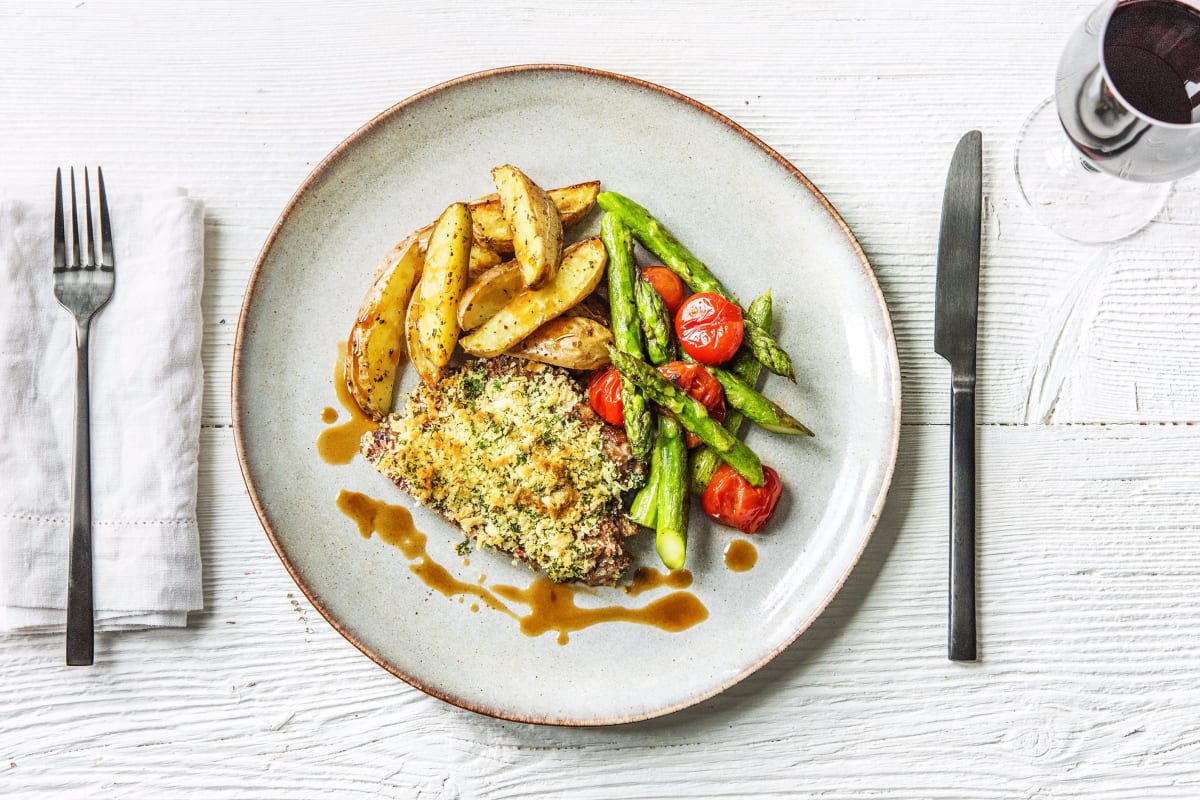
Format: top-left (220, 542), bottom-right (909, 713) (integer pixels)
top-left (415, 203), bottom-right (472, 368)
top-left (491, 165), bottom-right (563, 287)
top-left (405, 285), bottom-right (443, 386)
top-left (457, 261), bottom-right (523, 331)
top-left (399, 221), bottom-right (498, 280)
top-left (509, 316), bottom-right (614, 371)
top-left (345, 238), bottom-right (424, 419)
top-left (459, 238), bottom-right (608, 358)
top-left (370, 232), bottom-right (421, 284)
top-left (468, 242), bottom-right (504, 278)
top-left (470, 181), bottom-right (601, 254)
top-left (413, 221), bottom-right (435, 250)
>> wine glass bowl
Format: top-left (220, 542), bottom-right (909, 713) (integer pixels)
top-left (1015, 0), bottom-right (1200, 241)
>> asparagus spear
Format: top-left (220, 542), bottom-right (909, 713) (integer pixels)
top-left (691, 291), bottom-right (773, 493)
top-left (597, 191), bottom-right (728, 297)
top-left (625, 238), bottom-right (685, 566)
top-left (655, 415), bottom-right (688, 570)
top-left (740, 320), bottom-right (794, 380)
top-left (730, 291), bottom-right (774, 385)
top-left (595, 191), bottom-right (795, 381)
top-left (608, 347), bottom-right (764, 486)
top-left (632, 270), bottom-right (688, 566)
top-left (600, 213), bottom-right (653, 460)
top-left (634, 277), bottom-right (677, 366)
top-left (629, 431), bottom-right (663, 528)
top-left (707, 365), bottom-right (814, 436)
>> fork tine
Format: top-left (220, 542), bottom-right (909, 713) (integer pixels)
top-left (83, 167), bottom-right (96, 269)
top-left (53, 168), bottom-right (66, 270)
top-left (97, 166), bottom-right (113, 270)
top-left (69, 167), bottom-right (81, 268)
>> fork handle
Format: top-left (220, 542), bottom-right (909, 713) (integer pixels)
top-left (66, 320), bottom-right (94, 666)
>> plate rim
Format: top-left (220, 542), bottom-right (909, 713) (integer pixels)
top-left (231, 63), bottom-right (902, 726)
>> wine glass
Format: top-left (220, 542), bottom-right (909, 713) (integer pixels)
top-left (1014, 0), bottom-right (1200, 242)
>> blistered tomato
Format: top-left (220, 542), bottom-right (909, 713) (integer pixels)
top-left (588, 366), bottom-right (625, 425)
top-left (640, 266), bottom-right (687, 314)
top-left (674, 292), bottom-right (743, 364)
top-left (702, 464), bottom-right (783, 533)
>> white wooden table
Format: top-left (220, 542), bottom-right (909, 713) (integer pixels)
top-left (5, 1), bottom-right (1200, 797)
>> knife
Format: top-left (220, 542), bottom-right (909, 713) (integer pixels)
top-left (934, 130), bottom-right (982, 662)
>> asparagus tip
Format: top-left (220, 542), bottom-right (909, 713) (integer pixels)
top-left (656, 534), bottom-right (686, 571)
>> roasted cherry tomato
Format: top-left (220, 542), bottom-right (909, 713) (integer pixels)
top-left (674, 292), bottom-right (743, 365)
top-left (588, 366), bottom-right (625, 425)
top-left (657, 361), bottom-right (725, 447)
top-left (702, 464), bottom-right (783, 533)
top-left (640, 266), bottom-right (687, 314)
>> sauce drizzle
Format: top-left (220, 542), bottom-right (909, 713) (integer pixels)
top-left (336, 489), bottom-right (709, 645)
top-left (317, 344), bottom-right (378, 465)
top-left (624, 566), bottom-right (694, 597)
top-left (494, 579), bottom-right (708, 645)
top-left (337, 490), bottom-right (514, 618)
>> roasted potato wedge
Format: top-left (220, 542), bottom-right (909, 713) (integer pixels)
top-left (413, 223), bottom-right (498, 269)
top-left (459, 238), bottom-right (608, 358)
top-left (370, 232), bottom-right (421, 284)
top-left (415, 203), bottom-right (472, 368)
top-left (492, 165), bottom-right (563, 288)
top-left (468, 242), bottom-right (503, 278)
top-left (457, 261), bottom-right (523, 331)
top-left (345, 238), bottom-right (424, 419)
top-left (413, 222), bottom-right (435, 250)
top-left (470, 181), bottom-right (601, 254)
top-left (405, 286), bottom-right (443, 386)
top-left (509, 316), bottom-right (614, 371)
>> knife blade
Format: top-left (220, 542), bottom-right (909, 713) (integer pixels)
top-left (934, 130), bottom-right (982, 662)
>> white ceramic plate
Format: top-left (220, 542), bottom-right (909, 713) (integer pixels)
top-left (233, 65), bottom-right (900, 725)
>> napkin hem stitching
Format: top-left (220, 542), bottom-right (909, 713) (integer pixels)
top-left (0, 513), bottom-right (197, 526)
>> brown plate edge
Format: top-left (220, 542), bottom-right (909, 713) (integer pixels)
top-left (230, 63), bottom-right (903, 727)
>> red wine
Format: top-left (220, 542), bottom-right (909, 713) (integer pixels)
top-left (1104, 0), bottom-right (1200, 124)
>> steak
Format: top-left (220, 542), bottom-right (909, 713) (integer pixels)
top-left (361, 356), bottom-right (645, 585)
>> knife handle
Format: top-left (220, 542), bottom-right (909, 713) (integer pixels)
top-left (949, 375), bottom-right (977, 661)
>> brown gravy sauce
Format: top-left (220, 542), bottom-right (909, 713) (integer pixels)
top-left (624, 566), bottom-right (693, 597)
top-left (317, 344), bottom-right (377, 465)
top-left (493, 579), bottom-right (708, 645)
top-left (336, 489), bottom-right (709, 645)
top-left (337, 490), bottom-right (514, 618)
top-left (723, 539), bottom-right (758, 572)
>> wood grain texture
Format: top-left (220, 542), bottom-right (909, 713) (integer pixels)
top-left (4, 0), bottom-right (1200, 797)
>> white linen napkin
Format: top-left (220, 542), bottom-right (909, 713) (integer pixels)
top-left (0, 184), bottom-right (205, 632)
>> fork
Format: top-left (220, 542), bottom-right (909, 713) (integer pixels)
top-left (53, 167), bottom-right (114, 666)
